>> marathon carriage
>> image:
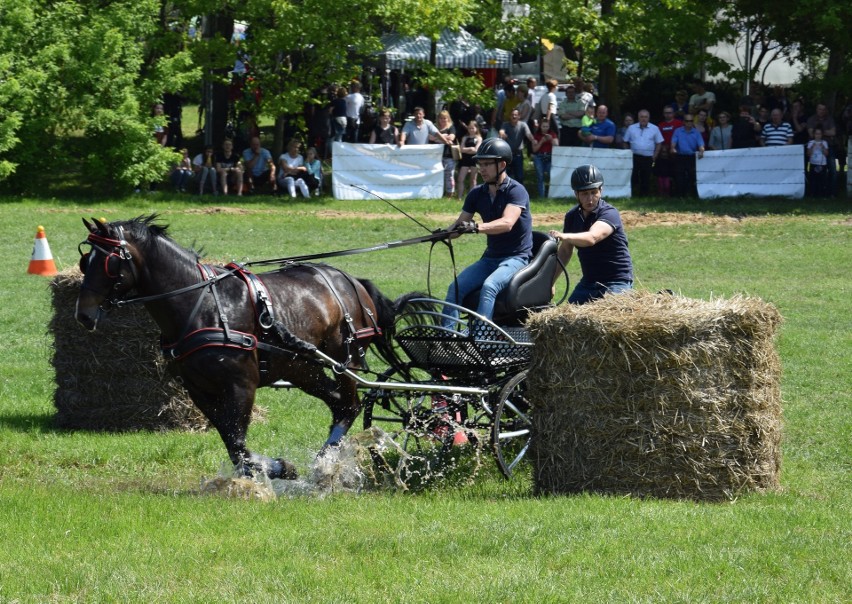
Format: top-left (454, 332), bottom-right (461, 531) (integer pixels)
top-left (75, 215), bottom-right (566, 484)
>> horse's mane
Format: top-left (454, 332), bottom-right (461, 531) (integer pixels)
top-left (111, 214), bottom-right (202, 261)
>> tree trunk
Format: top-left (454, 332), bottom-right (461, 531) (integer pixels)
top-left (202, 12), bottom-right (235, 149)
top-left (598, 0), bottom-right (619, 116)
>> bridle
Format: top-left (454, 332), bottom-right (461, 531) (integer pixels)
top-left (78, 226), bottom-right (139, 306)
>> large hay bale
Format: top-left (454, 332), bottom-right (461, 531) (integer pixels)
top-left (50, 268), bottom-right (208, 431)
top-left (527, 291), bottom-right (783, 501)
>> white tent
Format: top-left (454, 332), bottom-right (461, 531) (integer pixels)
top-left (379, 28), bottom-right (512, 70)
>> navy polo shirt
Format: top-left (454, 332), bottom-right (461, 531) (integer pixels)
top-left (563, 199), bottom-right (633, 283)
top-left (463, 176), bottom-right (533, 260)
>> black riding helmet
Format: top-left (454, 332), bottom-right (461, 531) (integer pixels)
top-left (571, 164), bottom-right (604, 191)
top-left (474, 138), bottom-right (513, 165)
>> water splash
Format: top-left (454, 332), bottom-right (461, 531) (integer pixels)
top-left (199, 425), bottom-right (486, 499)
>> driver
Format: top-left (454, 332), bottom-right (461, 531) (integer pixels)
top-left (442, 138), bottom-right (533, 328)
top-left (549, 164), bottom-right (634, 304)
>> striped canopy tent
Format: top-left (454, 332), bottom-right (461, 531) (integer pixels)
top-left (379, 28), bottom-right (512, 70)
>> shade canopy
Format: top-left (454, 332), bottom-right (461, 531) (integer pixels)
top-left (379, 28), bottom-right (512, 70)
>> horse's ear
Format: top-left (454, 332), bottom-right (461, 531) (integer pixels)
top-left (82, 217), bottom-right (96, 233)
top-left (91, 217), bottom-right (109, 234)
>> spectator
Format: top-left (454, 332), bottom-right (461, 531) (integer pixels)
top-left (171, 148), bottom-right (193, 193)
top-left (192, 145), bottom-right (218, 196)
top-left (756, 106), bottom-right (771, 132)
top-left (525, 77), bottom-right (537, 108)
top-left (708, 112), bottom-right (733, 150)
top-left (498, 81), bottom-right (520, 130)
top-left (531, 119), bottom-right (558, 198)
top-left (731, 105), bottom-right (761, 148)
top-left (369, 109), bottom-right (400, 145)
top-left (548, 164), bottom-right (634, 305)
top-left (557, 83), bottom-right (588, 147)
top-left (622, 109), bottom-right (663, 197)
top-left (152, 103), bottom-right (168, 148)
top-left (516, 85), bottom-right (533, 124)
top-left (615, 113), bottom-right (634, 149)
top-left (694, 109), bottom-right (712, 147)
top-left (806, 103), bottom-right (838, 193)
top-left (345, 81), bottom-right (365, 143)
top-left (761, 109), bottom-right (794, 146)
top-left (242, 136), bottom-right (276, 194)
top-left (215, 139), bottom-right (243, 196)
top-left (456, 120), bottom-right (482, 200)
top-left (671, 89), bottom-right (689, 120)
top-left (579, 104), bottom-right (596, 143)
top-left (807, 128), bottom-right (830, 197)
top-left (303, 147), bottom-right (322, 196)
top-left (572, 76), bottom-right (595, 108)
top-left (441, 138), bottom-right (533, 326)
top-left (688, 80), bottom-right (716, 117)
top-left (580, 105), bottom-right (616, 148)
top-left (498, 108), bottom-right (535, 185)
top-left (789, 99), bottom-right (810, 145)
top-left (654, 145), bottom-right (675, 197)
top-left (330, 86), bottom-right (348, 145)
top-left (491, 75), bottom-right (514, 131)
top-left (656, 105), bottom-right (683, 196)
top-left (671, 114), bottom-right (705, 197)
top-left (537, 79), bottom-right (559, 134)
top-left (276, 139), bottom-right (310, 198)
top-left (399, 106), bottom-right (439, 146)
top-left (430, 110), bottom-right (457, 197)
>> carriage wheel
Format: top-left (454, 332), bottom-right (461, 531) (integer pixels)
top-left (362, 365), bottom-right (456, 487)
top-left (491, 369), bottom-right (532, 479)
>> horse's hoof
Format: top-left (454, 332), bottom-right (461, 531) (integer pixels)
top-left (269, 458), bottom-right (299, 480)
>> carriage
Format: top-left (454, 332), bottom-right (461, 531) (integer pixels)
top-left (75, 215), bottom-right (565, 484)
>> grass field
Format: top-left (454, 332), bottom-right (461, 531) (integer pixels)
top-left (0, 192), bottom-right (849, 602)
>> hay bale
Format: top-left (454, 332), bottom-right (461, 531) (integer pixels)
top-left (527, 290), bottom-right (783, 501)
top-left (49, 268), bottom-right (208, 431)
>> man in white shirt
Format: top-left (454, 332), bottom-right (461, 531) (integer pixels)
top-left (622, 109), bottom-right (664, 196)
top-left (345, 82), bottom-right (365, 142)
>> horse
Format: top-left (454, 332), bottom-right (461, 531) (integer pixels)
top-left (75, 215), bottom-right (398, 480)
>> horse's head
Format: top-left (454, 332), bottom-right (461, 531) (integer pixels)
top-left (75, 217), bottom-right (141, 330)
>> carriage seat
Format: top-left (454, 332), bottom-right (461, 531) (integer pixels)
top-left (463, 231), bottom-right (559, 325)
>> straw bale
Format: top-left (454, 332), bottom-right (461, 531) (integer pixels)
top-left (49, 268), bottom-right (208, 431)
top-left (527, 290), bottom-right (783, 501)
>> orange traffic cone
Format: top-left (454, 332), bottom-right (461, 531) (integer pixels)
top-left (28, 225), bottom-right (58, 276)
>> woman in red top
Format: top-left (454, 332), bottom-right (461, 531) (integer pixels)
top-left (532, 119), bottom-right (558, 197)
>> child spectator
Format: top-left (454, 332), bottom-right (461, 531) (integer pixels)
top-left (303, 147), bottom-right (322, 196)
top-left (580, 105), bottom-right (596, 144)
top-left (807, 128), bottom-right (830, 196)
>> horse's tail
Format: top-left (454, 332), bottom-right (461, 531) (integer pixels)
top-left (357, 279), bottom-right (404, 369)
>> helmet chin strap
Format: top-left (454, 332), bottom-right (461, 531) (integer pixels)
top-left (485, 161), bottom-right (507, 186)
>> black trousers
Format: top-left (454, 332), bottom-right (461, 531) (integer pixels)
top-left (674, 154), bottom-right (697, 197)
top-left (631, 155), bottom-right (654, 196)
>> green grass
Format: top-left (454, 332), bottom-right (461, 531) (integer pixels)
top-left (0, 194), bottom-right (849, 602)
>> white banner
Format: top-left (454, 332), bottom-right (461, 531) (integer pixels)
top-left (331, 142), bottom-right (444, 200)
top-left (698, 146), bottom-right (805, 199)
top-left (550, 147), bottom-right (633, 199)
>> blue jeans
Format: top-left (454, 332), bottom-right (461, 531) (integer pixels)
top-left (508, 152), bottom-right (525, 185)
top-left (569, 279), bottom-right (633, 305)
top-left (533, 153), bottom-right (551, 197)
top-left (443, 255), bottom-right (529, 326)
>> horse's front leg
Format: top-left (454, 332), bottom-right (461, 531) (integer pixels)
top-left (180, 353), bottom-right (298, 480)
top-left (285, 363), bottom-right (361, 452)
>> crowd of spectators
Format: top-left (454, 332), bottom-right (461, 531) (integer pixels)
top-left (161, 76), bottom-right (850, 199)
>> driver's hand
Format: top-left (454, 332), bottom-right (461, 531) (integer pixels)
top-left (456, 221), bottom-right (478, 234)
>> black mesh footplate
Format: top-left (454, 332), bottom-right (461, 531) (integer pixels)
top-left (396, 324), bottom-right (532, 371)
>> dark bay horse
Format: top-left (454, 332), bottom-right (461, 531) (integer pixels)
top-left (75, 215), bottom-right (397, 479)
